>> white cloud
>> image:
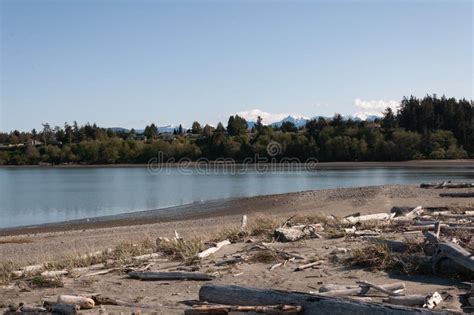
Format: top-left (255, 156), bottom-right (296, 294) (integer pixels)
top-left (353, 98), bottom-right (400, 111)
top-left (235, 109), bottom-right (307, 124)
top-left (352, 98), bottom-right (400, 119)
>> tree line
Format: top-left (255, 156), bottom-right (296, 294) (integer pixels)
top-left (0, 95), bottom-right (472, 165)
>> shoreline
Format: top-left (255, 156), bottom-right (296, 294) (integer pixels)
top-left (0, 159), bottom-right (473, 169)
top-left (1, 183), bottom-right (473, 238)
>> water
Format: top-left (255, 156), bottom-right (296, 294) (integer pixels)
top-left (1, 166), bottom-right (473, 228)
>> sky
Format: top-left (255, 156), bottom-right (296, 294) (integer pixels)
top-left (1, 0), bottom-right (472, 132)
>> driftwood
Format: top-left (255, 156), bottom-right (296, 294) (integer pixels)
top-left (319, 282), bottom-right (405, 297)
top-left (421, 182), bottom-right (474, 189)
top-left (199, 284), bottom-right (452, 314)
top-left (19, 305), bottom-right (47, 312)
top-left (424, 231), bottom-right (474, 276)
top-left (356, 281), bottom-right (404, 297)
top-left (343, 213), bottom-right (395, 224)
top-left (393, 206), bottom-right (423, 221)
top-left (83, 268), bottom-right (117, 277)
top-left (128, 271), bottom-right (213, 281)
top-left (241, 214), bottom-right (248, 229)
top-left (41, 270), bottom-right (68, 278)
top-left (91, 295), bottom-right (155, 309)
top-left (294, 260), bottom-right (324, 271)
top-left (198, 240), bottom-right (231, 258)
top-left (51, 303), bottom-right (79, 314)
top-left (274, 224), bottom-right (323, 242)
top-left (439, 192), bottom-right (474, 198)
top-left (215, 256), bottom-right (245, 266)
top-left (57, 295), bottom-right (95, 309)
top-left (385, 295), bottom-right (428, 307)
top-left (186, 304), bottom-right (303, 314)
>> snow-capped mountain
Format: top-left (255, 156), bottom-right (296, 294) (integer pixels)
top-left (351, 113), bottom-right (382, 121)
top-left (270, 115), bottom-right (310, 128)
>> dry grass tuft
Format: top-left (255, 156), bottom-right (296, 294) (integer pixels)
top-left (345, 240), bottom-right (430, 274)
top-left (111, 238), bottom-right (155, 262)
top-left (248, 216), bottom-right (279, 239)
top-left (345, 242), bottom-right (400, 271)
top-left (0, 238), bottom-right (34, 245)
top-left (30, 275), bottom-right (64, 288)
top-left (214, 226), bottom-right (249, 243)
top-left (156, 238), bottom-right (203, 265)
top-left (0, 261), bottom-right (17, 284)
top-left (44, 252), bottom-right (108, 271)
top-left (293, 214), bottom-right (333, 226)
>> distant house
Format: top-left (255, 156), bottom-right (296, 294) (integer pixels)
top-left (27, 140), bottom-right (43, 146)
top-left (128, 134), bottom-right (147, 141)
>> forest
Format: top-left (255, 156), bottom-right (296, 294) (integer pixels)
top-left (0, 95), bottom-right (472, 165)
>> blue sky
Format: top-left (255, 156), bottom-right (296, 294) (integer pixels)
top-left (1, 0), bottom-right (472, 132)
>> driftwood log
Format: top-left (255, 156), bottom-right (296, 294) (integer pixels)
top-left (423, 231), bottom-right (474, 278)
top-left (91, 295), bottom-right (155, 309)
top-left (343, 213), bottom-right (395, 224)
top-left (274, 224), bottom-right (323, 242)
top-left (319, 282), bottom-right (405, 297)
top-left (439, 192), bottom-right (474, 198)
top-left (50, 303), bottom-right (79, 314)
top-left (128, 271), bottom-right (213, 281)
top-left (294, 260), bottom-right (324, 271)
top-left (385, 295), bottom-right (429, 307)
top-left (421, 182), bottom-right (474, 189)
top-left (198, 240), bottom-right (231, 258)
top-left (57, 295), bottom-right (95, 309)
top-left (186, 304), bottom-right (303, 314)
top-left (199, 284), bottom-right (453, 314)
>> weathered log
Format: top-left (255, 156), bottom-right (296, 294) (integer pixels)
top-left (51, 303), bottom-right (78, 314)
top-left (83, 268), bottom-right (117, 277)
top-left (424, 231), bottom-right (474, 276)
top-left (385, 295), bottom-right (427, 307)
top-left (186, 304), bottom-right (303, 314)
top-left (198, 240), bottom-right (231, 258)
top-left (199, 284), bottom-right (451, 314)
top-left (319, 282), bottom-right (405, 297)
top-left (356, 281), bottom-right (403, 297)
top-left (393, 206), bottom-right (423, 222)
top-left (57, 295), bottom-right (95, 309)
top-left (390, 207), bottom-right (415, 217)
top-left (421, 182), bottom-right (473, 189)
top-left (241, 215), bottom-right (248, 229)
top-left (19, 305), bottom-right (47, 312)
top-left (343, 213), bottom-right (395, 224)
top-left (215, 256), bottom-right (245, 266)
top-left (41, 270), bottom-right (68, 278)
top-left (128, 271), bottom-right (213, 281)
top-left (91, 295), bottom-right (155, 309)
top-left (294, 260), bottom-right (324, 271)
top-left (274, 224), bottom-right (323, 242)
top-left (439, 192), bottom-right (474, 198)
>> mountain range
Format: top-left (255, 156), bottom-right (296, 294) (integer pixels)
top-left (110, 114), bottom-right (382, 133)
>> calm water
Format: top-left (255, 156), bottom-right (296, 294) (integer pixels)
top-left (1, 166), bottom-right (474, 228)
